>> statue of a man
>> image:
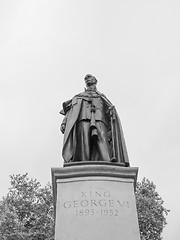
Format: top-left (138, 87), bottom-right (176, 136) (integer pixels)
top-left (60, 74), bottom-right (129, 166)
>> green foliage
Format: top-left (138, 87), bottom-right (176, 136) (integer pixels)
top-left (135, 178), bottom-right (169, 240)
top-left (0, 174), bottom-right (169, 240)
top-left (0, 173), bottom-right (54, 240)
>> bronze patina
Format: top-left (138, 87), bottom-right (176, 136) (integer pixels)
top-left (60, 74), bottom-right (129, 166)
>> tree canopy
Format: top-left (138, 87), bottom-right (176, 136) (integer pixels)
top-left (0, 174), bottom-right (169, 240)
top-left (0, 174), bottom-right (54, 240)
top-left (136, 178), bottom-right (169, 240)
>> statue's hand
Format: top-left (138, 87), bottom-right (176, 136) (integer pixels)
top-left (108, 105), bottom-right (115, 111)
top-left (108, 105), bottom-right (115, 116)
top-left (60, 124), bottom-right (66, 134)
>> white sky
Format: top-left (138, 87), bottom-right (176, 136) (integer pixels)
top-left (0, 1), bottom-right (180, 239)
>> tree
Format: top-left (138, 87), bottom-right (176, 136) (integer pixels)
top-left (0, 173), bottom-right (54, 240)
top-left (0, 174), bottom-right (169, 240)
top-left (135, 178), bottom-right (169, 240)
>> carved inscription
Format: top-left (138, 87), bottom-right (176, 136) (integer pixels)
top-left (62, 190), bottom-right (129, 217)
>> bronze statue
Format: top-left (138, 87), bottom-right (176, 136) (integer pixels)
top-left (60, 74), bottom-right (129, 166)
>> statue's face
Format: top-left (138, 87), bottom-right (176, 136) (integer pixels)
top-left (85, 76), bottom-right (97, 86)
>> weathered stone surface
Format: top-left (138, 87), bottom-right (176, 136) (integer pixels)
top-left (52, 164), bottom-right (140, 240)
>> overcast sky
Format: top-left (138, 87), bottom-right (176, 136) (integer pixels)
top-left (0, 1), bottom-right (180, 239)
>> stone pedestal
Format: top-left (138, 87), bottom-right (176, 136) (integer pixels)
top-left (52, 162), bottom-right (140, 240)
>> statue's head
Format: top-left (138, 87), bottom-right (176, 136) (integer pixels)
top-left (84, 74), bottom-right (97, 86)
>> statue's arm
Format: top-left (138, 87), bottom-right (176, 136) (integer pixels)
top-left (100, 93), bottom-right (116, 117)
top-left (60, 99), bottom-right (72, 134)
top-left (60, 112), bottom-right (69, 134)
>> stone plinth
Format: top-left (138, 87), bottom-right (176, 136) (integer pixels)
top-left (52, 162), bottom-right (140, 240)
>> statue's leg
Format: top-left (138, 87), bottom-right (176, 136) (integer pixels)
top-left (75, 121), bottom-right (90, 161)
top-left (95, 121), bottom-right (111, 161)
